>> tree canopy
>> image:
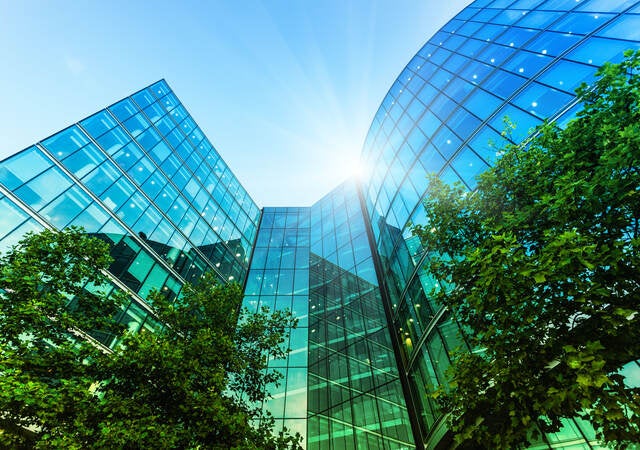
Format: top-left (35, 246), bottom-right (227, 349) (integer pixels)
top-left (0, 227), bottom-right (300, 449)
top-left (412, 50), bottom-right (640, 448)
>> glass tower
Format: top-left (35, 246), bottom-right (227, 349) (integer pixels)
top-left (0, 79), bottom-right (260, 344)
top-left (2, 1), bottom-right (640, 449)
top-left (361, 0), bottom-right (640, 448)
top-left (243, 182), bottom-right (414, 449)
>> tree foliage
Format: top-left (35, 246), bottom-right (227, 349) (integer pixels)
top-left (84, 273), bottom-right (301, 450)
top-left (0, 227), bottom-right (125, 448)
top-left (0, 228), bottom-right (300, 449)
top-left (412, 50), bottom-right (640, 448)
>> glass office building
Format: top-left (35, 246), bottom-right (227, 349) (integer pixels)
top-left (2, 0), bottom-right (640, 448)
top-left (0, 79), bottom-right (261, 343)
top-left (360, 0), bottom-right (640, 448)
top-left (243, 182), bottom-right (414, 449)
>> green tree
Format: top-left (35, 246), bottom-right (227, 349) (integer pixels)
top-left (81, 273), bottom-right (301, 450)
top-left (0, 227), bottom-right (125, 448)
top-left (412, 50), bottom-right (640, 449)
top-left (0, 228), bottom-right (301, 449)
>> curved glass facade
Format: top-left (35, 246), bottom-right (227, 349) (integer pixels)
top-left (360, 0), bottom-right (640, 447)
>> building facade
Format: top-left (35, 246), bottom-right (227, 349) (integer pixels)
top-left (0, 79), bottom-right (261, 343)
top-left (2, 0), bottom-right (640, 449)
top-left (360, 0), bottom-right (640, 448)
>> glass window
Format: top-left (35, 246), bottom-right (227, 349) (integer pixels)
top-left (451, 148), bottom-right (490, 189)
top-left (537, 59), bottom-right (595, 93)
top-left (70, 202), bottom-right (110, 233)
top-left (62, 143), bottom-right (106, 179)
top-left (113, 142), bottom-right (143, 172)
top-left (578, 0), bottom-right (638, 12)
top-left (138, 264), bottom-right (169, 301)
top-left (468, 125), bottom-right (508, 165)
top-left (0, 147), bottom-right (52, 190)
top-left (141, 171), bottom-right (166, 199)
top-left (279, 246), bottom-right (295, 269)
top-left (154, 115), bottom-right (175, 138)
top-left (491, 8), bottom-right (526, 26)
top-left (482, 69), bottom-right (527, 100)
top-left (470, 9), bottom-right (501, 25)
top-left (0, 219), bottom-right (43, 254)
top-left (418, 144), bottom-right (446, 174)
top-left (149, 219), bottom-right (175, 251)
top-left (133, 205), bottom-right (162, 238)
top-left (0, 195), bottom-right (31, 236)
top-left (493, 26), bottom-right (539, 48)
top-left (463, 83), bottom-right (503, 120)
top-left (448, 107), bottom-right (482, 138)
top-left (566, 36), bottom-right (640, 66)
top-left (123, 113), bottom-right (150, 138)
top-left (96, 126), bottom-right (130, 155)
top-left (179, 208), bottom-right (198, 237)
top-left (459, 60), bottom-right (494, 85)
top-left (128, 156), bottom-right (155, 186)
top-left (512, 82), bottom-right (573, 119)
top-left (160, 154), bottom-right (181, 178)
top-left (167, 195), bottom-right (188, 224)
top-left (502, 50), bottom-right (552, 77)
top-left (456, 35), bottom-right (486, 56)
top-left (489, 104), bottom-right (541, 142)
top-left (135, 127), bottom-right (161, 152)
top-left (444, 76), bottom-right (475, 102)
top-left (81, 110), bottom-right (118, 138)
top-left (550, 12), bottom-right (614, 34)
top-left (116, 191), bottom-right (148, 226)
top-left (100, 176), bottom-right (135, 211)
top-left (524, 30), bottom-right (581, 57)
top-left (541, 0), bottom-right (585, 9)
top-left (82, 160), bottom-right (122, 197)
top-left (42, 126), bottom-right (90, 159)
top-left (160, 92), bottom-right (180, 111)
top-left (40, 185), bottom-right (91, 229)
top-left (165, 128), bottom-right (185, 150)
top-left (479, 42), bottom-right (516, 67)
top-left (15, 166), bottom-right (72, 211)
top-left (417, 110), bottom-right (441, 139)
top-left (172, 167), bottom-right (191, 191)
top-left (510, 0), bottom-right (543, 7)
top-left (143, 102), bottom-right (165, 124)
top-left (517, 10), bottom-right (563, 28)
top-left (109, 98), bottom-right (137, 122)
top-left (148, 140), bottom-right (171, 165)
top-left (431, 127), bottom-right (462, 160)
top-left (127, 250), bottom-right (154, 284)
top-left (473, 23), bottom-right (508, 42)
top-left (132, 89), bottom-right (155, 109)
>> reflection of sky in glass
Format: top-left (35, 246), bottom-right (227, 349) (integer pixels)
top-left (361, 0), bottom-right (640, 447)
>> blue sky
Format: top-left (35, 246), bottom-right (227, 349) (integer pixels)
top-left (0, 0), bottom-right (471, 206)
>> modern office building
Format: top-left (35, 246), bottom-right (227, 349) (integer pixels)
top-left (1, 0), bottom-right (640, 449)
top-left (0, 80), bottom-right (261, 340)
top-left (360, 0), bottom-right (640, 448)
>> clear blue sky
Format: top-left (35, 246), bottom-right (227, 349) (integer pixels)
top-left (0, 0), bottom-right (471, 206)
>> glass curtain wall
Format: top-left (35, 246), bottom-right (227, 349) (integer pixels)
top-left (0, 79), bottom-right (260, 345)
top-left (360, 0), bottom-right (640, 448)
top-left (243, 207), bottom-right (311, 441)
top-left (306, 181), bottom-right (414, 450)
